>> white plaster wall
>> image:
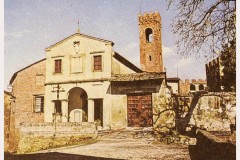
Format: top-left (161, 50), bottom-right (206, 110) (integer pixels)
top-left (44, 81), bottom-right (112, 127)
top-left (45, 34), bottom-right (113, 84)
top-left (111, 55), bottom-right (136, 75)
top-left (111, 95), bottom-right (127, 129)
top-left (167, 82), bottom-right (179, 94)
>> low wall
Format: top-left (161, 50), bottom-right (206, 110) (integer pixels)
top-left (189, 129), bottom-right (236, 160)
top-left (189, 92), bottom-right (236, 131)
top-left (17, 122), bottom-right (97, 154)
top-left (175, 92), bottom-right (236, 133)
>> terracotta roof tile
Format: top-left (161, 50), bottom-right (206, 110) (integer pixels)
top-left (110, 72), bottom-right (166, 81)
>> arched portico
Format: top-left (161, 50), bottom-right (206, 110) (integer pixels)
top-left (68, 87), bottom-right (88, 122)
top-left (66, 87), bottom-right (103, 125)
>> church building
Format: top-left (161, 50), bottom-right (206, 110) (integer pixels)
top-left (9, 12), bottom-right (174, 131)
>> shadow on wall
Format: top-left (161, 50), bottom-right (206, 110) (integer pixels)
top-left (174, 92), bottom-right (236, 134)
top-left (4, 152), bottom-right (121, 160)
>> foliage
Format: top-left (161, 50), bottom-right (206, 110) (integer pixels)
top-left (168, 0), bottom-right (236, 59)
top-left (221, 39), bottom-right (236, 91)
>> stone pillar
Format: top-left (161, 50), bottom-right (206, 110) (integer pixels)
top-left (88, 99), bottom-right (94, 122)
top-left (62, 100), bottom-right (68, 122)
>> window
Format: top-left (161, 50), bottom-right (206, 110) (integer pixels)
top-left (54, 100), bottom-right (62, 113)
top-left (55, 59), bottom-right (62, 73)
top-left (94, 55), bottom-right (102, 71)
top-left (199, 84), bottom-right (204, 90)
top-left (190, 84), bottom-right (196, 91)
top-left (145, 28), bottom-right (153, 43)
top-left (149, 55), bottom-right (152, 61)
top-left (36, 74), bottom-right (44, 86)
top-left (34, 96), bottom-right (44, 113)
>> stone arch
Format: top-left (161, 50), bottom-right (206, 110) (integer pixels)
top-left (145, 28), bottom-right (153, 43)
top-left (190, 84), bottom-right (196, 91)
top-left (199, 84), bottom-right (204, 90)
top-left (68, 87), bottom-right (88, 122)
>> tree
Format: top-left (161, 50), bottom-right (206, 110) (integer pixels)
top-left (221, 39), bottom-right (236, 91)
top-left (168, 0), bottom-right (236, 59)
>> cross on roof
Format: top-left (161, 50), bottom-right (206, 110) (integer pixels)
top-left (76, 20), bottom-right (81, 33)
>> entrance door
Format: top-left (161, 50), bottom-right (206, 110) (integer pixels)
top-left (94, 99), bottom-right (103, 126)
top-left (127, 94), bottom-right (153, 127)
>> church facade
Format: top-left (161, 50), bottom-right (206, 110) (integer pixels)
top-left (9, 12), bottom-right (174, 131)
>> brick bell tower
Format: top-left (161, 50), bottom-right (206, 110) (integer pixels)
top-left (138, 11), bottom-right (163, 72)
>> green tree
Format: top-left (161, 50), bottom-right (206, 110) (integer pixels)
top-left (168, 0), bottom-right (236, 59)
top-left (221, 39), bottom-right (236, 91)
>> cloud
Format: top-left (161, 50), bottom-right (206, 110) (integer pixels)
top-left (162, 45), bottom-right (176, 58)
top-left (178, 57), bottom-right (194, 68)
top-left (5, 30), bottom-right (32, 38)
top-left (118, 42), bottom-right (140, 66)
top-left (122, 42), bottom-right (138, 53)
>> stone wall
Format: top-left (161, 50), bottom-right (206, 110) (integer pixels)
top-left (4, 91), bottom-right (14, 152)
top-left (175, 92), bottom-right (236, 132)
top-left (17, 122), bottom-right (97, 153)
top-left (152, 82), bottom-right (175, 133)
top-left (189, 92), bottom-right (236, 131)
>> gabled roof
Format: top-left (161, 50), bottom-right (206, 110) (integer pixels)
top-left (45, 33), bottom-right (114, 51)
top-left (4, 91), bottom-right (16, 98)
top-left (9, 58), bottom-right (46, 84)
top-left (113, 52), bottom-right (142, 73)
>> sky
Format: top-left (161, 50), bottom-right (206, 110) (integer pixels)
top-left (4, 0), bottom-right (209, 89)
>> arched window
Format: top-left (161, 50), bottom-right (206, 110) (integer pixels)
top-left (145, 28), bottom-right (153, 43)
top-left (199, 84), bottom-right (204, 90)
top-left (190, 84), bottom-right (196, 91)
top-left (149, 55), bottom-right (152, 61)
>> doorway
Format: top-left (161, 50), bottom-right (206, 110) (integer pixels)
top-left (94, 99), bottom-right (103, 126)
top-left (127, 93), bottom-right (153, 127)
top-left (68, 87), bottom-right (88, 122)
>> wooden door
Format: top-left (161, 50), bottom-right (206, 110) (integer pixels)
top-left (127, 94), bottom-right (153, 127)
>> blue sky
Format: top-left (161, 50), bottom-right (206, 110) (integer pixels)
top-left (4, 0), bottom-right (208, 89)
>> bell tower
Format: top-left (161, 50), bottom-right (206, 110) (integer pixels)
top-left (138, 11), bottom-right (163, 72)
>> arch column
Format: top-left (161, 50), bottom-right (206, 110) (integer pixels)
top-left (88, 99), bottom-right (94, 122)
top-left (62, 100), bottom-right (68, 122)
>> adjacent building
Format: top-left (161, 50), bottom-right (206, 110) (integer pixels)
top-left (205, 57), bottom-right (224, 92)
top-left (4, 91), bottom-right (15, 152)
top-left (167, 78), bottom-right (207, 95)
top-left (166, 77), bottom-right (181, 94)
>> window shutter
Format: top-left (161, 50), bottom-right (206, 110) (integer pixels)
top-left (55, 60), bottom-right (62, 73)
top-left (94, 56), bottom-right (102, 71)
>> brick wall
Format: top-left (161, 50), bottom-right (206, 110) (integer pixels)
top-left (9, 59), bottom-right (46, 152)
top-left (139, 12), bottom-right (163, 72)
top-left (12, 59), bottom-right (46, 127)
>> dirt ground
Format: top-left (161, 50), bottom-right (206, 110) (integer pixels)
top-left (33, 137), bottom-right (191, 160)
